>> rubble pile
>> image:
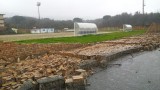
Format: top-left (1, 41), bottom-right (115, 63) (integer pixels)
top-left (68, 43), bottom-right (139, 56)
top-left (103, 34), bottom-right (160, 48)
top-left (1, 54), bottom-right (82, 90)
top-left (0, 43), bottom-right (88, 90)
top-left (0, 34), bottom-right (160, 89)
top-left (68, 34), bottom-right (160, 56)
top-left (0, 43), bottom-right (87, 66)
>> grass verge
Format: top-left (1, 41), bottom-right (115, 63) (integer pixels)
top-left (16, 30), bottom-right (145, 44)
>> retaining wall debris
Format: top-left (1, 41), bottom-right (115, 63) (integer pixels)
top-left (37, 75), bottom-right (65, 90)
top-left (1, 34), bottom-right (160, 89)
top-left (18, 35), bottom-right (160, 90)
top-left (66, 75), bottom-right (85, 90)
top-left (79, 60), bottom-right (98, 70)
top-left (18, 80), bottom-right (38, 90)
top-left (18, 70), bottom-right (87, 90)
top-left (18, 75), bottom-right (65, 90)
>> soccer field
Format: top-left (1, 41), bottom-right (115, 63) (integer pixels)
top-left (0, 31), bottom-right (111, 42)
top-left (0, 32), bottom-right (74, 42)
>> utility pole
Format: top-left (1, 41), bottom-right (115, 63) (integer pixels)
top-left (37, 2), bottom-right (41, 20)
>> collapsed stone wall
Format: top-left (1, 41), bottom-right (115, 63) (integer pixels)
top-left (16, 44), bottom-right (160, 90)
top-left (18, 70), bottom-right (87, 90)
top-left (19, 75), bottom-right (65, 90)
top-left (1, 34), bottom-right (160, 90)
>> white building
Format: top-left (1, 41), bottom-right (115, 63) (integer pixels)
top-left (74, 23), bottom-right (98, 36)
top-left (31, 28), bottom-right (54, 34)
top-left (123, 24), bottom-right (132, 32)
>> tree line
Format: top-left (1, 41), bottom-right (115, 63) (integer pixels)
top-left (99, 12), bottom-right (160, 28)
top-left (4, 12), bottom-right (160, 30)
top-left (5, 16), bottom-right (74, 30)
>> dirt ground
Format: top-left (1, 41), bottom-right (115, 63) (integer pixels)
top-left (0, 34), bottom-right (160, 90)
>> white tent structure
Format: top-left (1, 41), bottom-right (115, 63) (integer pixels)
top-left (123, 24), bottom-right (132, 32)
top-left (74, 23), bottom-right (98, 36)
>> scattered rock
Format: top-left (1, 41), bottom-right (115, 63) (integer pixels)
top-left (17, 58), bottom-right (20, 63)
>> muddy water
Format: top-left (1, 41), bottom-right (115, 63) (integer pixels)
top-left (86, 49), bottom-right (160, 90)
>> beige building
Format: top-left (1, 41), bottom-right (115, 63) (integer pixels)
top-left (0, 14), bottom-right (5, 27)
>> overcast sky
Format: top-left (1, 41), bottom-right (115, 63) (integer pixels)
top-left (0, 0), bottom-right (160, 20)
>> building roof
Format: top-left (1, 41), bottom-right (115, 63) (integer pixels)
top-left (75, 23), bottom-right (98, 29)
top-left (124, 24), bottom-right (132, 28)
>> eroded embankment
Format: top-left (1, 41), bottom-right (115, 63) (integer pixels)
top-left (0, 34), bottom-right (160, 90)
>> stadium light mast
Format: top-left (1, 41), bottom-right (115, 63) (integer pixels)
top-left (142, 0), bottom-right (146, 14)
top-left (37, 2), bottom-right (41, 20)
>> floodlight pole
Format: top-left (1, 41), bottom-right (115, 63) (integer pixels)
top-left (142, 0), bottom-right (145, 15)
top-left (38, 6), bottom-right (40, 20)
top-left (37, 2), bottom-right (41, 20)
